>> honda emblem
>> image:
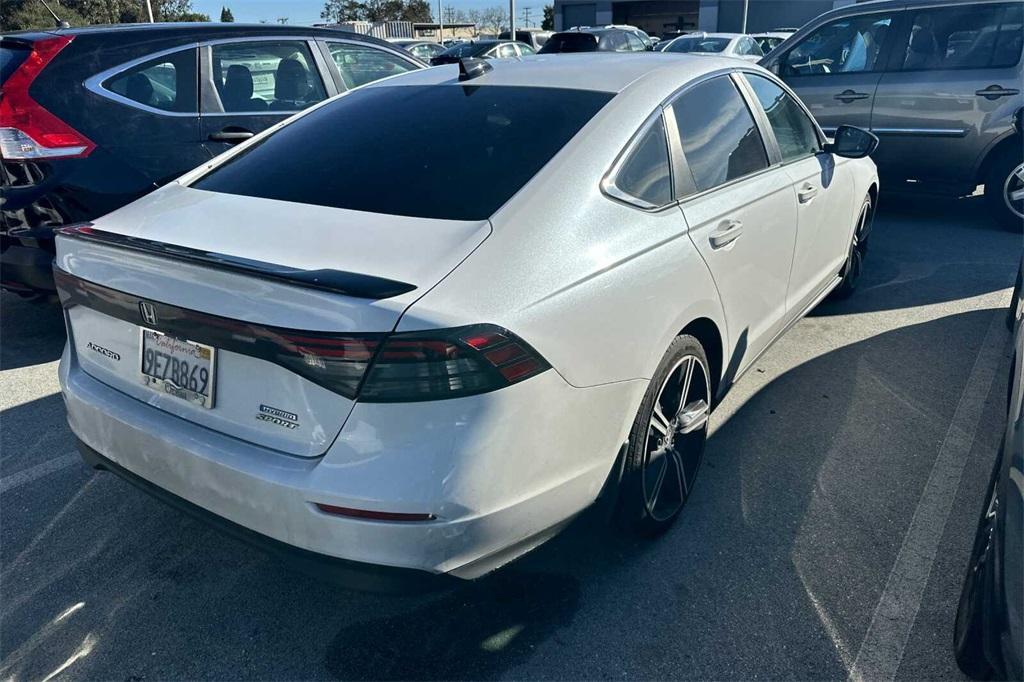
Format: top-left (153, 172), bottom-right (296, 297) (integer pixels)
top-left (139, 301), bottom-right (158, 326)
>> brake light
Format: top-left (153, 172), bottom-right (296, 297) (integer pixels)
top-left (358, 325), bottom-right (550, 402)
top-left (0, 36), bottom-right (95, 160)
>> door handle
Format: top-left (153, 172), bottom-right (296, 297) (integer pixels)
top-left (797, 183), bottom-right (819, 204)
top-left (208, 127), bottom-right (254, 143)
top-left (834, 89), bottom-right (869, 102)
top-left (709, 220), bottom-right (743, 249)
top-left (975, 85), bottom-right (1020, 100)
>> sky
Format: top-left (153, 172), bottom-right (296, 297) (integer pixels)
top-left (192, 0), bottom-right (545, 26)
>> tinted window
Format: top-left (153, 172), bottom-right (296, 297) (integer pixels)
top-left (783, 13), bottom-right (894, 75)
top-left (671, 76), bottom-right (769, 193)
top-left (328, 42), bottom-right (417, 89)
top-left (1, 47), bottom-right (29, 84)
top-left (745, 74), bottom-right (819, 162)
top-left (194, 85), bottom-right (613, 220)
top-left (539, 33), bottom-right (599, 53)
top-left (665, 36), bottom-right (731, 53)
top-left (442, 42), bottom-right (489, 57)
top-left (755, 36), bottom-right (783, 53)
top-left (209, 41), bottom-right (326, 113)
top-left (897, 3), bottom-right (1022, 70)
top-left (614, 115), bottom-right (672, 206)
top-left (105, 49), bottom-right (197, 113)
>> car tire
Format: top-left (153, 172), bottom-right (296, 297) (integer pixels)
top-left (615, 334), bottom-right (711, 536)
top-left (830, 194), bottom-right (874, 301)
top-left (953, 448), bottom-right (1001, 680)
top-left (984, 146), bottom-right (1024, 231)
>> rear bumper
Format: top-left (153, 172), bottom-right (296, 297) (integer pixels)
top-left (74, 438), bottom-right (454, 594)
top-left (1, 239), bottom-right (56, 293)
top-left (60, 341), bottom-right (644, 582)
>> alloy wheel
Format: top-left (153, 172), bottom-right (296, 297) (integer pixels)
top-left (1003, 161), bottom-right (1024, 220)
top-left (642, 354), bottom-right (711, 521)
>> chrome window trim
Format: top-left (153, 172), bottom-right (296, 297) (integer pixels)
top-left (83, 43), bottom-right (200, 118)
top-left (600, 107), bottom-right (675, 212)
top-left (871, 127), bottom-right (969, 137)
top-left (731, 71), bottom-right (783, 166)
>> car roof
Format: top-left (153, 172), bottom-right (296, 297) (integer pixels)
top-left (3, 22), bottom-right (390, 42)
top-left (366, 52), bottom-right (749, 94)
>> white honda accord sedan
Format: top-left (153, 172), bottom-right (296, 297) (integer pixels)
top-left (56, 54), bottom-right (879, 588)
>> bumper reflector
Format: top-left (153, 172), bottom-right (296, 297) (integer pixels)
top-left (315, 503), bottom-right (435, 522)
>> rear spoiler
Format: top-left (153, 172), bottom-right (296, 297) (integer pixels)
top-left (55, 225), bottom-right (416, 300)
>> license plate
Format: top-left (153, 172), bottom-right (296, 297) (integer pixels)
top-left (139, 328), bottom-right (216, 409)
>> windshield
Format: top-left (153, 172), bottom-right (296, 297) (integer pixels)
top-left (193, 85), bottom-right (614, 221)
top-left (539, 33), bottom-right (599, 53)
top-left (665, 36), bottom-right (731, 53)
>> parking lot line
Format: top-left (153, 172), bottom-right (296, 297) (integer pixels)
top-left (0, 453), bottom-right (79, 495)
top-left (848, 305), bottom-right (1009, 682)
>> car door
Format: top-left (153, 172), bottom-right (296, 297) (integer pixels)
top-left (671, 74), bottom-right (799, 372)
top-left (200, 38), bottom-right (334, 156)
top-left (94, 46), bottom-right (208, 189)
top-left (870, 2), bottom-right (1023, 185)
top-left (740, 71), bottom-right (854, 315)
top-left (769, 10), bottom-right (899, 135)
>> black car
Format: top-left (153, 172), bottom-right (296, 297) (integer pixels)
top-left (954, 257), bottom-right (1023, 680)
top-left (537, 28), bottom-right (651, 53)
top-left (0, 23), bottom-right (425, 297)
top-left (428, 39), bottom-right (535, 65)
top-left (389, 38), bottom-right (446, 61)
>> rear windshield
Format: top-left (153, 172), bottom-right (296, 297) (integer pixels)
top-left (1, 46), bottom-right (30, 84)
top-left (441, 42), bottom-right (489, 57)
top-left (193, 84), bottom-right (613, 220)
top-left (666, 36), bottom-right (731, 53)
top-left (539, 33), bottom-right (599, 53)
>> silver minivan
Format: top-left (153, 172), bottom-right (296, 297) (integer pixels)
top-left (761, 0), bottom-right (1023, 226)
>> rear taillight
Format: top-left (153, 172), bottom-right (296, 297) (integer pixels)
top-left (0, 36), bottom-right (95, 160)
top-left (357, 325), bottom-right (551, 402)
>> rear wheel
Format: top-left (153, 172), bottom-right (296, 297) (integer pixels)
top-left (984, 146), bottom-right (1024, 231)
top-left (615, 335), bottom-right (711, 535)
top-left (830, 194), bottom-right (873, 300)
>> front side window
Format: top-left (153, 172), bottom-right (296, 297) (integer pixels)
top-left (193, 85), bottom-right (613, 221)
top-left (736, 37), bottom-right (763, 57)
top-left (745, 74), bottom-right (820, 163)
top-left (328, 42), bottom-right (418, 89)
top-left (896, 2), bottom-right (1022, 71)
top-left (519, 44), bottom-right (537, 55)
top-left (783, 13), bottom-right (894, 75)
top-left (624, 33), bottom-right (646, 51)
top-left (209, 41), bottom-right (326, 113)
top-left (671, 76), bottom-right (769, 193)
top-left (105, 49), bottom-right (197, 113)
top-left (497, 43), bottom-right (517, 58)
top-left (611, 115), bottom-right (672, 207)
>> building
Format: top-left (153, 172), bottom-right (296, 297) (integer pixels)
top-left (313, 20), bottom-right (476, 41)
top-left (553, 0), bottom-right (857, 36)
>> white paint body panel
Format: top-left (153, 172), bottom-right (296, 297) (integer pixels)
top-left (58, 54), bottom-right (878, 579)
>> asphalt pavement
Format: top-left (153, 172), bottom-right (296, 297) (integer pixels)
top-left (1, 193), bottom-right (1020, 681)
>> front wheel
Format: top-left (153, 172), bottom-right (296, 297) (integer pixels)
top-left (615, 335), bottom-right (711, 535)
top-left (830, 194), bottom-right (873, 300)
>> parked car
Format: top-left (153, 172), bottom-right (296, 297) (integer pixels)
top-left (389, 38), bottom-right (446, 61)
top-left (602, 24), bottom-right (656, 49)
top-left (429, 39), bottom-right (535, 65)
top-left (56, 54), bottom-right (878, 588)
top-left (538, 28), bottom-right (650, 53)
top-left (752, 31), bottom-right (794, 53)
top-left (0, 23), bottom-right (426, 298)
top-left (498, 28), bottom-right (553, 50)
top-left (954, 255), bottom-right (1023, 681)
top-left (759, 0), bottom-right (1024, 228)
top-left (661, 32), bottom-right (765, 61)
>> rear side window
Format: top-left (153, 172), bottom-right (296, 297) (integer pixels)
top-left (611, 115), bottom-right (672, 207)
top-left (896, 2), bottom-right (1022, 70)
top-left (193, 85), bottom-right (613, 220)
top-left (1, 46), bottom-right (30, 84)
top-left (208, 41), bottom-right (326, 113)
top-left (327, 42), bottom-right (418, 89)
top-left (105, 49), bottom-right (198, 113)
top-left (671, 76), bottom-right (769, 193)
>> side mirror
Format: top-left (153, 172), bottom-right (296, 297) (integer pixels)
top-left (825, 125), bottom-right (879, 159)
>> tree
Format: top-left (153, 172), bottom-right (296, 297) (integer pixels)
top-left (0, 0), bottom-right (207, 28)
top-left (541, 4), bottom-right (553, 30)
top-left (401, 0), bottom-right (432, 22)
top-left (276, 16), bottom-right (288, 23)
top-left (479, 5), bottom-right (508, 34)
top-left (321, 0), bottom-right (363, 22)
top-left (220, 6), bottom-right (234, 21)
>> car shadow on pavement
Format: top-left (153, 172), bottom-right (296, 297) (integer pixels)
top-left (812, 193), bottom-right (1020, 318)
top-left (1, 294), bottom-right (65, 371)
top-left (3, 307), bottom-right (1008, 682)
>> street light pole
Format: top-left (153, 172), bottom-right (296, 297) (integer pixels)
top-left (438, 0), bottom-right (444, 43)
top-left (741, 0), bottom-right (748, 33)
top-left (144, 0), bottom-right (154, 22)
top-left (509, 0), bottom-right (516, 38)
